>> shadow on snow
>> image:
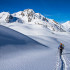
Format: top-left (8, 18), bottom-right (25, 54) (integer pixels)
top-left (60, 55), bottom-right (65, 70)
top-left (0, 25), bottom-right (48, 48)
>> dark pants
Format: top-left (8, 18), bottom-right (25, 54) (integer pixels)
top-left (60, 49), bottom-right (63, 56)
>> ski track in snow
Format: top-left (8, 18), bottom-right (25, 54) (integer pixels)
top-left (61, 55), bottom-right (67, 70)
top-left (56, 52), bottom-right (61, 70)
top-left (60, 55), bottom-right (65, 70)
top-left (56, 53), bottom-right (67, 70)
top-left (63, 50), bottom-right (70, 70)
top-left (0, 24), bottom-right (70, 70)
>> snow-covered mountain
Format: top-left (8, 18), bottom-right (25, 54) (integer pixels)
top-left (0, 12), bottom-right (23, 23)
top-left (62, 21), bottom-right (70, 31)
top-left (0, 9), bottom-right (70, 70)
top-left (0, 9), bottom-right (65, 32)
top-left (0, 12), bottom-right (17, 23)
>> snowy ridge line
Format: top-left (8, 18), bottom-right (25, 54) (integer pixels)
top-left (0, 9), bottom-right (67, 32)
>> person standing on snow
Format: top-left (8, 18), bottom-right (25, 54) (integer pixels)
top-left (58, 43), bottom-right (64, 56)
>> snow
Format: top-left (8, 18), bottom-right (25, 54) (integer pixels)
top-left (0, 9), bottom-right (70, 70)
top-left (0, 22), bottom-right (70, 70)
top-left (0, 12), bottom-right (10, 23)
top-left (0, 25), bottom-right (56, 70)
top-left (62, 21), bottom-right (70, 31)
top-left (11, 9), bottom-right (65, 32)
top-left (0, 9), bottom-right (66, 32)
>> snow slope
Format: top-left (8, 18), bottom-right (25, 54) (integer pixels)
top-left (62, 21), bottom-right (70, 31)
top-left (0, 9), bottom-right (70, 70)
top-left (0, 23), bottom-right (70, 70)
top-left (0, 25), bottom-right (56, 70)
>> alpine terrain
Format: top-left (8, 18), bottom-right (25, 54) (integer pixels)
top-left (0, 9), bottom-right (70, 70)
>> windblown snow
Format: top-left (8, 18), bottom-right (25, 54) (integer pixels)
top-left (0, 9), bottom-right (70, 70)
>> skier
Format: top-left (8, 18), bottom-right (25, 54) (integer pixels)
top-left (58, 43), bottom-right (64, 56)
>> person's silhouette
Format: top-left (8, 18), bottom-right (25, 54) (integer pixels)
top-left (58, 43), bottom-right (64, 56)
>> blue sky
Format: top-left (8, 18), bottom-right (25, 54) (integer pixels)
top-left (0, 0), bottom-right (70, 23)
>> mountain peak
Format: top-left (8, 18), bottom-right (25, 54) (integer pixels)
top-left (24, 9), bottom-right (35, 13)
top-left (0, 12), bottom-right (10, 17)
top-left (66, 21), bottom-right (70, 24)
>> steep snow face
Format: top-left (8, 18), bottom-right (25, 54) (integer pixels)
top-left (12, 9), bottom-right (35, 23)
top-left (0, 12), bottom-right (18, 23)
top-left (0, 12), bottom-right (10, 23)
top-left (62, 21), bottom-right (70, 31)
top-left (12, 9), bottom-right (51, 24)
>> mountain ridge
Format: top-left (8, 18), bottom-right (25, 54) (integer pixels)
top-left (0, 9), bottom-right (68, 32)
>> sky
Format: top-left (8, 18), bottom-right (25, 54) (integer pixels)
top-left (0, 0), bottom-right (70, 23)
